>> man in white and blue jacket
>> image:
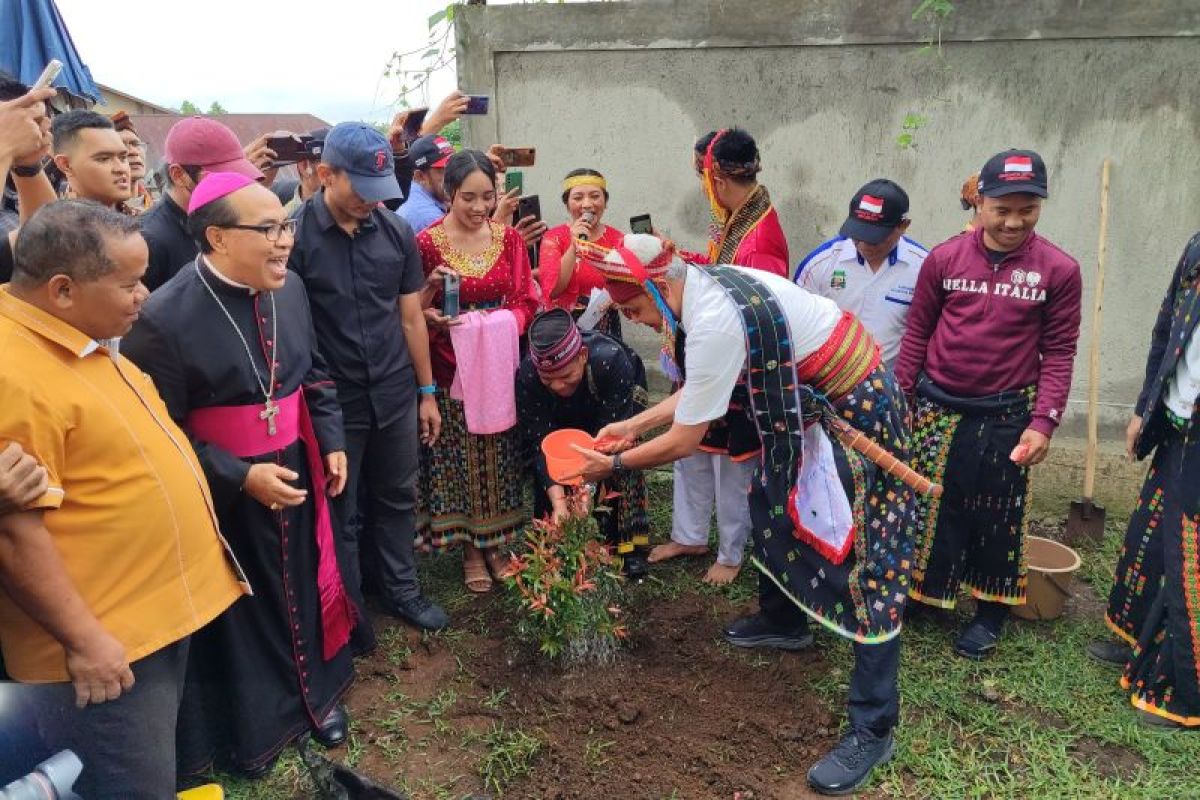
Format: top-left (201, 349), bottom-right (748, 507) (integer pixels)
top-left (795, 179), bottom-right (926, 365)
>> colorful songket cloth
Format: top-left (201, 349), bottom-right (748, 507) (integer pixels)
top-left (1120, 418), bottom-right (1200, 727)
top-left (908, 375), bottom-right (1036, 608)
top-left (1118, 232), bottom-right (1200, 727)
top-left (701, 267), bottom-right (913, 643)
top-left (415, 220), bottom-right (539, 550)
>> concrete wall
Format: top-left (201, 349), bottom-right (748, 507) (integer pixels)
top-left (457, 0), bottom-right (1200, 455)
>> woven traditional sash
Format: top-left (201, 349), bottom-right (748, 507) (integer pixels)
top-left (699, 266), bottom-right (804, 471)
top-left (701, 266), bottom-right (857, 562)
top-left (794, 312), bottom-right (881, 402)
top-left (717, 185), bottom-right (773, 265)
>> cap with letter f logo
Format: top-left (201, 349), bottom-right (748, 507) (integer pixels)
top-left (321, 122), bottom-right (402, 203)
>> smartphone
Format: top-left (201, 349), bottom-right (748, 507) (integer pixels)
top-left (464, 95), bottom-right (490, 115)
top-left (442, 272), bottom-right (461, 319)
top-left (504, 170), bottom-right (524, 195)
top-left (500, 147), bottom-right (536, 168)
top-left (32, 59), bottom-right (63, 92)
top-left (515, 194), bottom-right (542, 227)
top-left (630, 214), bottom-right (653, 235)
top-left (267, 135), bottom-right (315, 167)
top-left (402, 107), bottom-right (428, 144)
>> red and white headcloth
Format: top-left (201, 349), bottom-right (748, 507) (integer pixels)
top-left (575, 234), bottom-right (678, 304)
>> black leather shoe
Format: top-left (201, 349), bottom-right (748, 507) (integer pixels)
top-left (1087, 639), bottom-right (1131, 669)
top-left (723, 612), bottom-right (814, 651)
top-left (954, 620), bottom-right (1000, 660)
top-left (386, 595), bottom-right (450, 632)
top-left (807, 730), bottom-right (895, 795)
top-left (313, 704), bottom-right (349, 748)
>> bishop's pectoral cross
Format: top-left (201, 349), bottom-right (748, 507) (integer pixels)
top-left (260, 398), bottom-right (280, 436)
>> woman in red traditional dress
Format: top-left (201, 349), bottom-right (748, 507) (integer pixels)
top-left (538, 168), bottom-right (627, 337)
top-left (416, 150), bottom-right (539, 592)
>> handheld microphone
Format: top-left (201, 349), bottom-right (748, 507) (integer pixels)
top-left (579, 210), bottom-right (595, 242)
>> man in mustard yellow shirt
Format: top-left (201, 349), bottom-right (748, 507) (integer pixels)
top-left (0, 200), bottom-right (245, 798)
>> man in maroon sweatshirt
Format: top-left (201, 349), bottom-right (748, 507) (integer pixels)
top-left (894, 149), bottom-right (1082, 659)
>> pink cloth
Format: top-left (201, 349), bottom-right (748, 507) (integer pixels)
top-left (449, 309), bottom-right (520, 434)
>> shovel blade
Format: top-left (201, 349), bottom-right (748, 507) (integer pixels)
top-left (1066, 498), bottom-right (1106, 543)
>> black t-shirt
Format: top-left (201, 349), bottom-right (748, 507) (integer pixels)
top-left (287, 190), bottom-right (426, 429)
top-left (986, 246), bottom-right (1009, 266)
top-left (140, 194), bottom-right (199, 291)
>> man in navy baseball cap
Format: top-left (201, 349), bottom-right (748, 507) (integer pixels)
top-left (320, 122), bottom-right (402, 203)
top-left (294, 121), bottom-right (450, 642)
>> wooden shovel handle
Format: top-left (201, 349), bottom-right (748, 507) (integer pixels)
top-left (1083, 159), bottom-right (1111, 499)
top-left (827, 416), bottom-right (943, 498)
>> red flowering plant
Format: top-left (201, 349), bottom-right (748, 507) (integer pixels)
top-left (502, 487), bottom-right (627, 665)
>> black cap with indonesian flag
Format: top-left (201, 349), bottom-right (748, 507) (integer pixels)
top-left (838, 178), bottom-right (909, 245)
top-left (977, 149), bottom-right (1048, 199)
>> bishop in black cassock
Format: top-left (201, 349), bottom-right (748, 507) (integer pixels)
top-left (123, 174), bottom-right (357, 777)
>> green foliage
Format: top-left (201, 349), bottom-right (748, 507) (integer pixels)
top-left (912, 0), bottom-right (955, 54)
top-left (896, 112), bottom-right (930, 150)
top-left (502, 490), bottom-right (627, 663)
top-left (441, 118), bottom-right (463, 148)
top-left (207, 101), bottom-right (227, 115)
top-left (179, 99), bottom-right (200, 115)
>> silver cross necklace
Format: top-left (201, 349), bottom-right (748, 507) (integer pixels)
top-left (195, 261), bottom-right (281, 435)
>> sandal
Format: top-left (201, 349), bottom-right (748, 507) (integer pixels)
top-left (463, 555), bottom-right (493, 594)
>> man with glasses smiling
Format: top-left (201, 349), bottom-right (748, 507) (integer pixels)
top-left (123, 172), bottom-right (359, 779)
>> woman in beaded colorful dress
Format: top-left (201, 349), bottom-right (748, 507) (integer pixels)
top-left (416, 150), bottom-right (539, 592)
top-left (538, 168), bottom-right (626, 337)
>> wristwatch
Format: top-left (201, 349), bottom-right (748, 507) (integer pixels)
top-left (10, 161), bottom-right (44, 178)
top-left (611, 452), bottom-right (627, 475)
top-left (418, 383), bottom-right (437, 395)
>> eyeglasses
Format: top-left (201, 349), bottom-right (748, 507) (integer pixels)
top-left (219, 219), bottom-right (298, 242)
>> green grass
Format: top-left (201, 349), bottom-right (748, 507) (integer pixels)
top-left (804, 514), bottom-right (1200, 799)
top-left (469, 723), bottom-right (542, 795)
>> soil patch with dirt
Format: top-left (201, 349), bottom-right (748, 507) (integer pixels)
top-left (342, 563), bottom-right (848, 800)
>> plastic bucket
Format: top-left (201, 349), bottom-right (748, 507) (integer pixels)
top-left (1011, 535), bottom-right (1081, 621)
top-left (541, 428), bottom-right (595, 487)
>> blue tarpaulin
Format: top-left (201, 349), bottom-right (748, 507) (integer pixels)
top-left (0, 0), bottom-right (100, 104)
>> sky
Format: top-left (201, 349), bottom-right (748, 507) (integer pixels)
top-left (54, 0), bottom-right (471, 123)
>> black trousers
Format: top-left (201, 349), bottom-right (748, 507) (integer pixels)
top-left (760, 573), bottom-right (901, 737)
top-left (28, 637), bottom-right (190, 799)
top-left (335, 400), bottom-right (421, 617)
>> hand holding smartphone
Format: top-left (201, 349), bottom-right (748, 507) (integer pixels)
top-left (32, 60), bottom-right (63, 92)
top-left (464, 95), bottom-right (490, 115)
top-left (514, 194), bottom-right (542, 228)
top-left (442, 272), bottom-right (461, 319)
top-left (630, 214), bottom-right (653, 235)
top-left (499, 147), bottom-right (536, 168)
top-left (504, 170), bottom-right (524, 196)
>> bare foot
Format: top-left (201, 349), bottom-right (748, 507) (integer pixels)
top-left (648, 541), bottom-right (709, 563)
top-left (703, 562), bottom-right (741, 585)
